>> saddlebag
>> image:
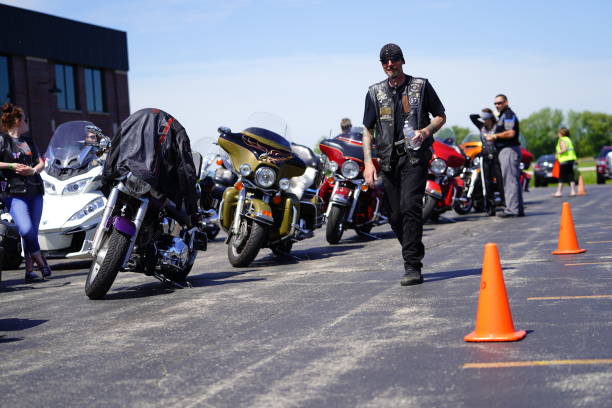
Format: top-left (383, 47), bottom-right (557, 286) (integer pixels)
top-left (0, 219), bottom-right (21, 270)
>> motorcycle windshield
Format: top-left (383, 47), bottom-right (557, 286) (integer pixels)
top-left (46, 121), bottom-right (98, 170)
top-left (241, 112), bottom-right (293, 150)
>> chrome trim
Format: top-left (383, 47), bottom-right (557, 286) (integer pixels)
top-left (325, 181), bottom-right (340, 218)
top-left (232, 186), bottom-right (247, 234)
top-left (347, 185), bottom-right (361, 224)
top-left (91, 187), bottom-right (119, 256)
top-left (122, 198), bottom-right (149, 268)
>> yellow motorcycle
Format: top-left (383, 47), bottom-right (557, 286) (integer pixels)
top-left (217, 114), bottom-right (324, 267)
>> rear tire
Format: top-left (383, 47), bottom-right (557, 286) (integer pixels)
top-left (271, 239), bottom-right (293, 257)
top-left (422, 195), bottom-right (438, 223)
top-left (85, 229), bottom-right (130, 300)
top-left (597, 173), bottom-right (605, 184)
top-left (227, 219), bottom-right (266, 267)
top-left (326, 206), bottom-right (346, 244)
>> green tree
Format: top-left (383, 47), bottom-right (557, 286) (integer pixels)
top-left (520, 108), bottom-right (564, 158)
top-left (450, 125), bottom-right (470, 144)
top-left (567, 111), bottom-right (612, 157)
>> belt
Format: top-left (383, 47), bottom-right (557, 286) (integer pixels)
top-left (393, 138), bottom-right (409, 156)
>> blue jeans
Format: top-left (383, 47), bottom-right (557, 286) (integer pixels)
top-left (5, 194), bottom-right (43, 255)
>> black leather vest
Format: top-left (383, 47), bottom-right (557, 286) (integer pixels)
top-left (368, 77), bottom-right (426, 171)
top-left (0, 134), bottom-right (43, 196)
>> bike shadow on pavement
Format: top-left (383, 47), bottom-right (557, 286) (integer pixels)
top-left (256, 244), bottom-right (367, 265)
top-left (188, 270), bottom-right (266, 287)
top-left (0, 318), bottom-right (48, 343)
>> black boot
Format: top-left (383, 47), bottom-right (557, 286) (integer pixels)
top-left (400, 266), bottom-right (423, 286)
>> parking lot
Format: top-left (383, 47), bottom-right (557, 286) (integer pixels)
top-left (1, 185), bottom-right (611, 407)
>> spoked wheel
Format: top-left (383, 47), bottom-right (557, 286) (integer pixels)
top-left (85, 229), bottom-right (131, 300)
top-left (227, 218), bottom-right (267, 267)
top-left (326, 206), bottom-right (346, 244)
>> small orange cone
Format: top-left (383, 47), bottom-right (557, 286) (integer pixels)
top-left (464, 243), bottom-right (526, 342)
top-left (576, 175), bottom-right (587, 196)
top-left (552, 202), bottom-right (586, 255)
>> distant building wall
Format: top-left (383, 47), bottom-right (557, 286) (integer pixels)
top-left (0, 4), bottom-right (130, 152)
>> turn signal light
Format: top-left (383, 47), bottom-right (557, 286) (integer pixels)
top-left (272, 195), bottom-right (282, 205)
top-left (216, 159), bottom-right (223, 165)
top-left (327, 176), bottom-right (335, 184)
top-left (361, 184), bottom-right (369, 192)
top-left (262, 210), bottom-right (272, 218)
top-left (234, 181), bottom-right (244, 190)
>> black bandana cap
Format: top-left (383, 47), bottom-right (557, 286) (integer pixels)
top-left (379, 43), bottom-right (405, 63)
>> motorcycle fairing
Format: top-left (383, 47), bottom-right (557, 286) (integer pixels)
top-left (433, 140), bottom-right (465, 169)
top-left (220, 187), bottom-right (240, 231)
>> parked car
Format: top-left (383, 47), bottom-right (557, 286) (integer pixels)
top-left (595, 146), bottom-right (612, 184)
top-left (533, 154), bottom-right (578, 187)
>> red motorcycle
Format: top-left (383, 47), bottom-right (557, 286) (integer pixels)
top-left (318, 130), bottom-right (387, 244)
top-left (423, 140), bottom-right (468, 222)
top-left (519, 147), bottom-right (533, 192)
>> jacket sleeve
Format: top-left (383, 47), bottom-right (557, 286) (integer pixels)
top-left (173, 124), bottom-right (199, 215)
top-left (469, 114), bottom-right (483, 130)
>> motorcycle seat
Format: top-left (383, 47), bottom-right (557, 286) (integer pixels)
top-left (291, 143), bottom-right (321, 169)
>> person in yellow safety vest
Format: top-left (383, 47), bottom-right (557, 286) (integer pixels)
top-left (553, 127), bottom-right (577, 197)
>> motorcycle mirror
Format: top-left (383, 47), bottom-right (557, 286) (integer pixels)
top-left (218, 126), bottom-right (231, 135)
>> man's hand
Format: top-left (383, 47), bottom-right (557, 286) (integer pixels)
top-left (364, 160), bottom-right (378, 187)
top-left (485, 133), bottom-right (496, 142)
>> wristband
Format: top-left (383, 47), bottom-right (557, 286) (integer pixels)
top-left (8, 163), bottom-right (14, 171)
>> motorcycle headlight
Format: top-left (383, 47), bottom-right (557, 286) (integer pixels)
top-left (239, 163), bottom-right (252, 177)
top-left (62, 178), bottom-right (92, 195)
top-left (430, 158), bottom-right (447, 176)
top-left (473, 156), bottom-right (481, 166)
top-left (278, 178), bottom-right (291, 191)
top-left (341, 160), bottom-right (360, 179)
top-left (446, 167), bottom-right (457, 177)
top-left (43, 180), bottom-right (57, 194)
top-left (68, 197), bottom-right (105, 221)
top-left (328, 161), bottom-right (339, 173)
top-left (519, 162), bottom-right (525, 170)
top-left (254, 167), bottom-right (276, 188)
top-left (124, 173), bottom-right (151, 196)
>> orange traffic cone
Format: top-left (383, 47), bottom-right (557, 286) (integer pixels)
top-left (576, 175), bottom-right (587, 196)
top-left (464, 243), bottom-right (526, 342)
top-left (552, 202), bottom-right (586, 255)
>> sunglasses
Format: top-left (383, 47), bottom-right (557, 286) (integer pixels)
top-left (380, 56), bottom-right (402, 64)
top-left (494, 101), bottom-right (505, 105)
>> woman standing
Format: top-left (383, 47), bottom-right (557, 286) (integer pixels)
top-left (554, 127), bottom-right (577, 197)
top-left (0, 103), bottom-right (50, 281)
top-left (470, 108), bottom-right (503, 215)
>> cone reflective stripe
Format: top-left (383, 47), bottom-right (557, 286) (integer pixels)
top-left (577, 175), bottom-right (587, 196)
top-left (464, 243), bottom-right (526, 342)
top-left (552, 202), bottom-right (586, 255)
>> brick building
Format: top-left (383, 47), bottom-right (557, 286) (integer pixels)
top-left (0, 4), bottom-right (129, 151)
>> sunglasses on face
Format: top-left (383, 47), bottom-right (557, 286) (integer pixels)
top-left (494, 101), bottom-right (504, 105)
top-left (380, 56), bottom-right (401, 64)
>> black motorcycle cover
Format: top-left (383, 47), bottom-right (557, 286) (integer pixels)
top-left (103, 108), bottom-right (199, 215)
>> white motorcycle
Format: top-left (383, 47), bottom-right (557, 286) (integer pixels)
top-left (38, 121), bottom-right (107, 258)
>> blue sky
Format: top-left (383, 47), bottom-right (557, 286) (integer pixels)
top-left (8, 0), bottom-right (612, 150)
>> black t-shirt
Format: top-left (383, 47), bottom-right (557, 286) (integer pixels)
top-left (494, 107), bottom-right (520, 149)
top-left (362, 76), bottom-right (445, 148)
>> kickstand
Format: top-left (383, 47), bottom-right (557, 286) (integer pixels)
top-left (358, 231), bottom-right (381, 240)
top-left (152, 272), bottom-right (192, 289)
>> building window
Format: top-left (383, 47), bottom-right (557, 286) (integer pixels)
top-left (0, 56), bottom-right (10, 105)
top-left (85, 68), bottom-right (104, 112)
top-left (55, 64), bottom-right (77, 110)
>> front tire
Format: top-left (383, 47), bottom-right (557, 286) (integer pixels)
top-left (453, 197), bottom-right (472, 215)
top-left (326, 205), bottom-right (346, 244)
top-left (227, 219), bottom-right (267, 267)
top-left (422, 195), bottom-right (438, 222)
top-left (85, 229), bottom-right (131, 300)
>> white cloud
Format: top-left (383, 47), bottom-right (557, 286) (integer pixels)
top-left (129, 53), bottom-right (612, 152)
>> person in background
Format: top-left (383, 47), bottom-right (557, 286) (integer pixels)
top-left (0, 103), bottom-right (50, 282)
top-left (553, 127), bottom-right (577, 197)
top-left (470, 108), bottom-right (503, 215)
top-left (490, 94), bottom-right (523, 218)
top-left (340, 118), bottom-right (352, 134)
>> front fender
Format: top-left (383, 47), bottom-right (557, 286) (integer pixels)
top-left (425, 180), bottom-right (443, 199)
top-left (331, 186), bottom-right (351, 206)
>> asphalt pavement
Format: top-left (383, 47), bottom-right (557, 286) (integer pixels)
top-left (1, 184), bottom-right (611, 408)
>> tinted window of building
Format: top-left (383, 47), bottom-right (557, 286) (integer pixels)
top-left (85, 68), bottom-right (104, 112)
top-left (55, 64), bottom-right (77, 110)
top-left (0, 56), bottom-right (10, 105)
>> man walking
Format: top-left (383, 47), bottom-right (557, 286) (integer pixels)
top-left (488, 94), bottom-right (523, 217)
top-left (362, 43), bottom-right (446, 286)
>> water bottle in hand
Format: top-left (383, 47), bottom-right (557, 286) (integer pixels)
top-left (403, 120), bottom-right (420, 150)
